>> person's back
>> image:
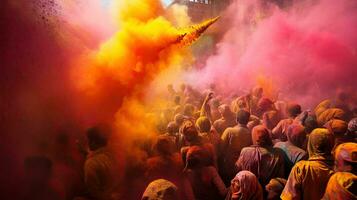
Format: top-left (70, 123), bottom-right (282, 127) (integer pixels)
top-left (274, 124), bottom-right (308, 177)
top-left (236, 146), bottom-right (285, 186)
top-left (236, 125), bottom-right (285, 186)
top-left (221, 126), bottom-right (251, 179)
top-left (222, 126), bottom-right (252, 157)
top-left (184, 146), bottom-right (227, 200)
top-left (186, 166), bottom-right (227, 200)
top-left (85, 147), bottom-right (118, 200)
top-left (322, 172), bottom-right (357, 200)
top-left (281, 128), bottom-right (335, 200)
top-left (274, 142), bottom-right (307, 176)
top-left (84, 126), bottom-right (119, 200)
top-left (146, 153), bottom-right (183, 181)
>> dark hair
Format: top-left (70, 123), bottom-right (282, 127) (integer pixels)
top-left (237, 109), bottom-right (250, 125)
top-left (287, 104), bottom-right (302, 117)
top-left (87, 126), bottom-right (109, 150)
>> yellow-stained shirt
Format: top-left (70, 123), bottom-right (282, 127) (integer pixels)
top-left (281, 158), bottom-right (334, 200)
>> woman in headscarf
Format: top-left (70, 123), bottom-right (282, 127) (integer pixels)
top-left (184, 146), bottom-right (227, 200)
top-left (281, 128), bottom-right (335, 200)
top-left (322, 142), bottom-right (357, 200)
top-left (235, 125), bottom-right (285, 186)
top-left (225, 170), bottom-right (263, 200)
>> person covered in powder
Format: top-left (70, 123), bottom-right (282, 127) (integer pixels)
top-left (235, 125), bottom-right (285, 187)
top-left (225, 170), bottom-right (263, 200)
top-left (145, 136), bottom-right (183, 182)
top-left (213, 104), bottom-right (236, 136)
top-left (180, 120), bottom-right (216, 168)
top-left (281, 128), bottom-right (335, 200)
top-left (322, 142), bottom-right (357, 200)
top-left (183, 146), bottom-right (227, 200)
top-left (221, 109), bottom-right (252, 184)
top-left (324, 119), bottom-right (354, 151)
top-left (272, 103), bottom-right (302, 142)
top-left (274, 124), bottom-right (308, 177)
top-left (195, 116), bottom-right (221, 157)
top-left (82, 125), bottom-right (120, 200)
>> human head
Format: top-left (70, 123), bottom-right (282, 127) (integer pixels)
top-left (287, 124), bottom-right (306, 148)
top-left (142, 179), bottom-right (178, 200)
top-left (324, 119), bottom-right (348, 138)
top-left (154, 136), bottom-right (174, 156)
top-left (218, 104), bottom-right (233, 118)
top-left (265, 178), bottom-right (287, 200)
top-left (303, 115), bottom-right (318, 134)
top-left (252, 125), bottom-right (273, 147)
top-left (195, 116), bottom-right (211, 133)
top-left (257, 98), bottom-right (274, 112)
top-left (236, 109), bottom-right (250, 125)
top-left (167, 122), bottom-right (179, 135)
top-left (334, 142), bottom-right (357, 174)
top-left (86, 125), bottom-right (110, 151)
top-left (183, 104), bottom-right (195, 117)
top-left (307, 128), bottom-right (334, 158)
top-left (174, 114), bottom-right (185, 127)
top-left (230, 170), bottom-right (263, 200)
top-left (287, 103), bottom-right (302, 118)
top-left (252, 86), bottom-right (263, 98)
top-left (184, 145), bottom-right (209, 170)
top-left (181, 120), bottom-right (199, 144)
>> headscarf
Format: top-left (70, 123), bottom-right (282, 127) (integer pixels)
top-left (334, 142), bottom-right (357, 172)
top-left (324, 119), bottom-right (348, 137)
top-left (287, 103), bottom-right (302, 118)
top-left (322, 172), bottom-right (357, 200)
top-left (286, 124), bottom-right (306, 148)
top-left (196, 116), bottom-right (211, 133)
top-left (142, 179), bottom-right (178, 200)
top-left (314, 99), bottom-right (332, 117)
top-left (227, 171), bottom-right (263, 200)
top-left (317, 108), bottom-right (346, 126)
top-left (307, 128), bottom-right (334, 158)
top-left (252, 125), bottom-right (273, 147)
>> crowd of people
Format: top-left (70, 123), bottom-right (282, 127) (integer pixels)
top-left (20, 84), bottom-right (357, 200)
